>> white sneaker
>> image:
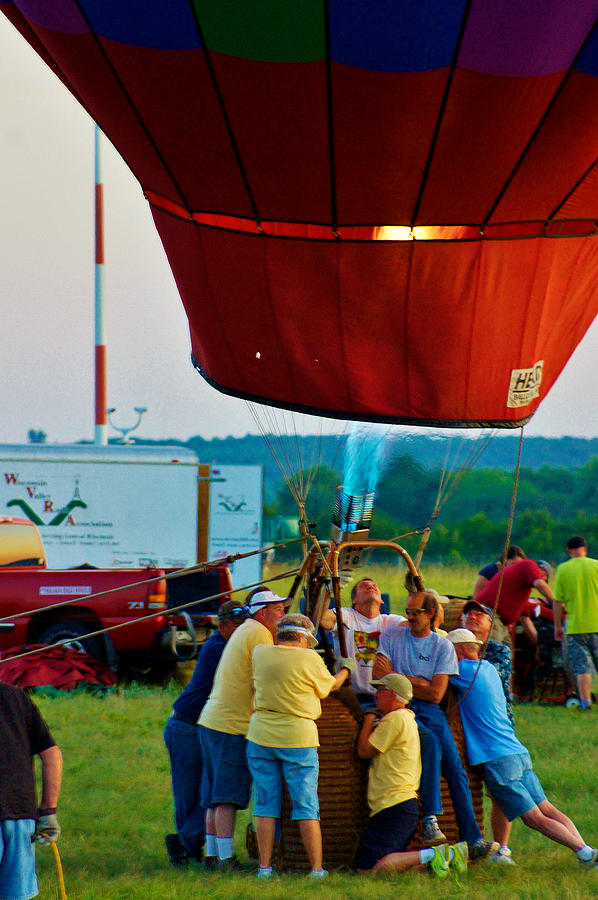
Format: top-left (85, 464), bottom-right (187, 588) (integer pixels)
top-left (489, 847), bottom-right (516, 865)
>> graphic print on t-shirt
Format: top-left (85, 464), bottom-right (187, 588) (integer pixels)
top-left (354, 629), bottom-right (381, 664)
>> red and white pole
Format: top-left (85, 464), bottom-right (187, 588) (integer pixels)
top-left (94, 124), bottom-right (107, 445)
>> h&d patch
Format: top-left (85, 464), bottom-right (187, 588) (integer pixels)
top-left (507, 361), bottom-right (543, 408)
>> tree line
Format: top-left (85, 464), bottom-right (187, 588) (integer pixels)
top-left (268, 456), bottom-right (598, 565)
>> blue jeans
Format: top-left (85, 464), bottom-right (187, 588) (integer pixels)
top-left (0, 819), bottom-right (37, 900)
top-left (164, 715), bottom-right (205, 856)
top-left (411, 699), bottom-right (482, 844)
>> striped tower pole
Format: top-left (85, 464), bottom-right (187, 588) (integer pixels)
top-left (94, 124), bottom-right (107, 445)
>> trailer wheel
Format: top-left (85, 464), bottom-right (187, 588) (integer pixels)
top-left (38, 621), bottom-right (106, 663)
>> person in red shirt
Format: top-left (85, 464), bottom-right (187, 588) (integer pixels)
top-left (476, 558), bottom-right (554, 645)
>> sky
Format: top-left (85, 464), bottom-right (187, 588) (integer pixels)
top-left (2, 16), bottom-right (598, 447)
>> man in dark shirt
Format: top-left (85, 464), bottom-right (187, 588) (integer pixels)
top-left (163, 599), bottom-right (247, 866)
top-left (0, 683), bottom-right (62, 900)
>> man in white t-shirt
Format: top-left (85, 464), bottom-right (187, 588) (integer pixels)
top-left (320, 578), bottom-right (405, 708)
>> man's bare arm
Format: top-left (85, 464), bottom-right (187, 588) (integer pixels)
top-left (319, 609), bottom-right (336, 631)
top-left (553, 599), bottom-right (566, 641)
top-left (407, 673), bottom-right (449, 704)
top-left (357, 713), bottom-right (380, 759)
top-left (533, 578), bottom-right (555, 604)
top-left (472, 575), bottom-right (488, 598)
top-left (39, 745), bottom-right (62, 810)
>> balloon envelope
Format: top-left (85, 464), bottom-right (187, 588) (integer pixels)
top-left (3, 1), bottom-right (598, 426)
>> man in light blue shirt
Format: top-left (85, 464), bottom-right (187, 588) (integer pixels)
top-left (373, 591), bottom-right (491, 858)
top-left (448, 628), bottom-right (598, 869)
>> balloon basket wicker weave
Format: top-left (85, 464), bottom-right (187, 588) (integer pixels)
top-left (246, 689), bottom-right (484, 872)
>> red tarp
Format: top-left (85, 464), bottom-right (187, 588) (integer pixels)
top-left (0, 645), bottom-right (117, 690)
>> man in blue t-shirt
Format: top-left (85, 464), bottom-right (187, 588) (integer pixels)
top-left (163, 599), bottom-right (247, 866)
top-left (448, 628), bottom-right (598, 869)
top-left (373, 591), bottom-right (493, 859)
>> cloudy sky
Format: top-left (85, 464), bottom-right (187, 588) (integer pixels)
top-left (2, 15), bottom-right (598, 447)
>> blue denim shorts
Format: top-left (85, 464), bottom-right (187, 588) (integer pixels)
top-left (0, 819), bottom-right (37, 900)
top-left (565, 632), bottom-right (598, 677)
top-left (483, 752), bottom-right (546, 821)
top-left (199, 726), bottom-right (251, 809)
top-left (246, 743), bottom-right (320, 820)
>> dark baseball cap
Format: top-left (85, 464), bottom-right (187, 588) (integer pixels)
top-left (217, 600), bottom-right (247, 623)
top-left (463, 599), bottom-right (494, 618)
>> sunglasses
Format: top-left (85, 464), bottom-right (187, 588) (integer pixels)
top-left (405, 607), bottom-right (426, 616)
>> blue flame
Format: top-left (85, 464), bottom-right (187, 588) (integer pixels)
top-left (343, 424), bottom-right (387, 497)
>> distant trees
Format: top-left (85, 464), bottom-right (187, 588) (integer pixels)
top-left (265, 456), bottom-right (598, 564)
top-left (27, 429), bottom-right (47, 444)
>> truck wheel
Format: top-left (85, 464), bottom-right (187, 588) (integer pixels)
top-left (38, 621), bottom-right (105, 663)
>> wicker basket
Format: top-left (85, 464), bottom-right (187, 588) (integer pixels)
top-left (443, 597), bottom-right (467, 632)
top-left (271, 689), bottom-right (483, 872)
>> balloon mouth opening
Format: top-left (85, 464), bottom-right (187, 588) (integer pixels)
top-left (145, 192), bottom-right (598, 242)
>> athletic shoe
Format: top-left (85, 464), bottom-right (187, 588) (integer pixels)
top-left (577, 705), bottom-right (592, 712)
top-left (579, 848), bottom-right (598, 867)
top-left (422, 818), bottom-right (447, 845)
top-left (489, 847), bottom-right (516, 865)
top-left (449, 841), bottom-right (469, 875)
top-left (218, 855), bottom-right (244, 872)
top-left (468, 839), bottom-right (500, 861)
top-left (309, 869), bottom-right (328, 878)
top-left (429, 844), bottom-right (449, 879)
top-left (165, 833), bottom-right (188, 867)
top-left (202, 856), bottom-right (218, 871)
top-left (256, 867), bottom-right (273, 878)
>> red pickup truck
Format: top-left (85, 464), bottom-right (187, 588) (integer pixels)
top-left (0, 516), bottom-right (232, 671)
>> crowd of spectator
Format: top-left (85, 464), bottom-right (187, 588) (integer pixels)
top-left (159, 534), bottom-right (598, 881)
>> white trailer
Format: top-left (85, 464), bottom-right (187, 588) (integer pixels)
top-left (0, 444), bottom-right (200, 569)
top-left (208, 464), bottom-right (263, 589)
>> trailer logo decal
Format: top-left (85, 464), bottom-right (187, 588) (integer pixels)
top-left (5, 479), bottom-right (87, 526)
top-left (217, 494), bottom-right (247, 512)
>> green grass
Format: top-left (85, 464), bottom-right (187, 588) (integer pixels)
top-left (34, 685), bottom-right (598, 900)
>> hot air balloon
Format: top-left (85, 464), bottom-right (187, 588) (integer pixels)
top-left (3, 1), bottom-right (598, 427)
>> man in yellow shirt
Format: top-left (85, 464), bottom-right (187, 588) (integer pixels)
top-left (198, 587), bottom-right (289, 870)
top-left (247, 613), bottom-right (352, 878)
top-left (356, 673), bottom-right (467, 879)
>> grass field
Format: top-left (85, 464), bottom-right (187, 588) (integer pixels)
top-left (30, 563), bottom-right (596, 900)
top-left (34, 682), bottom-right (598, 900)
top-left (260, 560), bottom-right (477, 611)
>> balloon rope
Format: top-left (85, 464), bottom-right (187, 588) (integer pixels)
top-left (457, 425), bottom-right (525, 706)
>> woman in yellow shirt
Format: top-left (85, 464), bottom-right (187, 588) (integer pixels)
top-left (247, 613), bottom-right (351, 878)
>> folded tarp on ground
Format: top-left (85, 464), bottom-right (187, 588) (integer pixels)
top-left (0, 644), bottom-right (117, 690)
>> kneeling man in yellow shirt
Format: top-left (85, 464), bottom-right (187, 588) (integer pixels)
top-left (356, 673), bottom-right (467, 879)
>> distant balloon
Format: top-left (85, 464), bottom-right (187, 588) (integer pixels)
top-left (4, 1), bottom-right (598, 426)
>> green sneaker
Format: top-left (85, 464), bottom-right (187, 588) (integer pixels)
top-left (449, 841), bottom-right (469, 876)
top-left (429, 844), bottom-right (449, 879)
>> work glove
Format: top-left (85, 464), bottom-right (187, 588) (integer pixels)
top-left (35, 813), bottom-right (61, 844)
top-left (338, 571), bottom-right (354, 589)
top-left (339, 656), bottom-right (355, 673)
